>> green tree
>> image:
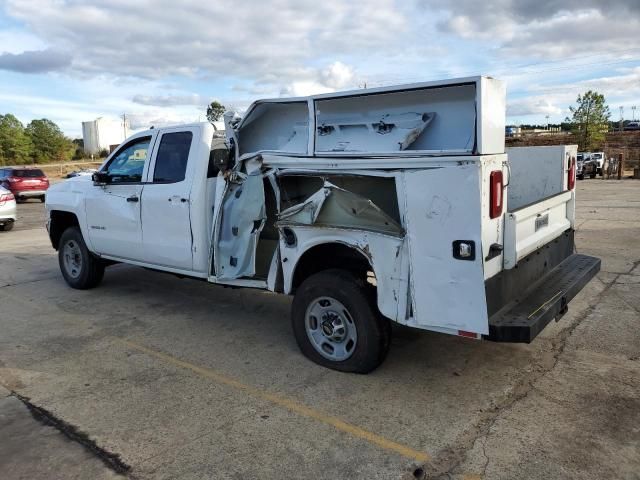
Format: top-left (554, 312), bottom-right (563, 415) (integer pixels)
top-left (206, 101), bottom-right (226, 124)
top-left (0, 114), bottom-right (33, 165)
top-left (25, 118), bottom-right (74, 163)
top-left (565, 91), bottom-right (610, 151)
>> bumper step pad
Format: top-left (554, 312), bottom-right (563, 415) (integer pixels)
top-left (486, 254), bottom-right (601, 343)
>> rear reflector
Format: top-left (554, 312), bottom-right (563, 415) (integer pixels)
top-left (458, 330), bottom-right (479, 339)
top-left (489, 170), bottom-right (504, 219)
top-left (567, 156), bottom-right (576, 190)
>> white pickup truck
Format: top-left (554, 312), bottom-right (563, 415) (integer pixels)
top-left (46, 76), bottom-right (600, 373)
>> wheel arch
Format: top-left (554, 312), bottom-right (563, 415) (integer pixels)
top-left (49, 210), bottom-right (81, 250)
top-left (289, 241), bottom-right (376, 294)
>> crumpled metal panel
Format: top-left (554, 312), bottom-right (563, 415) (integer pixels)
top-left (277, 181), bottom-right (402, 236)
top-left (215, 173), bottom-right (266, 279)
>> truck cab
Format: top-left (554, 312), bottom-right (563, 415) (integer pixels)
top-left (46, 76), bottom-right (600, 373)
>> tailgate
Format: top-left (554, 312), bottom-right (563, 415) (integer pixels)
top-left (503, 191), bottom-right (573, 269)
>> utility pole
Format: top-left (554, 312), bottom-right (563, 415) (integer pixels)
top-left (632, 105), bottom-right (637, 122)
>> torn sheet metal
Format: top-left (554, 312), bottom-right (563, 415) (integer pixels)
top-left (277, 182), bottom-right (403, 236)
top-left (315, 112), bottom-right (435, 153)
top-left (279, 227), bottom-right (408, 321)
top-left (214, 173), bottom-right (266, 280)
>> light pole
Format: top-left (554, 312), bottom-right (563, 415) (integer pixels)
top-left (632, 105), bottom-right (637, 122)
top-left (545, 115), bottom-right (550, 131)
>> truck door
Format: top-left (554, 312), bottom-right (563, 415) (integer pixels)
top-left (140, 128), bottom-right (198, 270)
top-left (85, 135), bottom-right (154, 260)
top-left (212, 171), bottom-right (266, 281)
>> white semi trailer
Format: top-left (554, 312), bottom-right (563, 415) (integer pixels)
top-left (46, 76), bottom-right (599, 373)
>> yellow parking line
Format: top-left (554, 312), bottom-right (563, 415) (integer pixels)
top-left (117, 338), bottom-right (431, 463)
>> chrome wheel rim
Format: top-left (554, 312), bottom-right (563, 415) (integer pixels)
top-left (305, 296), bottom-right (357, 361)
top-left (62, 240), bottom-right (82, 279)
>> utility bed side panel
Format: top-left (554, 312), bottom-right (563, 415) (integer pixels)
top-left (402, 164), bottom-right (488, 334)
top-left (503, 145), bottom-right (576, 270)
top-left (506, 145), bottom-right (575, 211)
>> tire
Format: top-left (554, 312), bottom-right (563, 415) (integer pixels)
top-left (577, 174), bottom-right (584, 180)
top-left (0, 222), bottom-right (14, 232)
top-left (40, 196), bottom-right (45, 203)
top-left (291, 269), bottom-right (391, 373)
top-left (590, 172), bottom-right (596, 179)
top-left (58, 227), bottom-right (105, 289)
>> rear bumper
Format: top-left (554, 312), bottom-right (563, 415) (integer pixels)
top-left (485, 230), bottom-right (600, 343)
top-left (14, 189), bottom-right (46, 198)
top-left (0, 205), bottom-right (17, 222)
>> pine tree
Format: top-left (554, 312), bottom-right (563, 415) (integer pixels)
top-left (565, 91), bottom-right (610, 151)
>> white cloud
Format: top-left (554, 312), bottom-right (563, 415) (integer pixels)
top-left (431, 1), bottom-right (640, 59)
top-left (279, 81), bottom-right (334, 97)
top-left (1, 0), bottom-right (638, 133)
top-left (507, 97), bottom-right (564, 117)
top-left (3, 0), bottom-right (402, 93)
top-left (132, 94), bottom-right (209, 107)
top-left (320, 61), bottom-right (355, 89)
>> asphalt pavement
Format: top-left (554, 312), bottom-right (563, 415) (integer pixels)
top-left (0, 179), bottom-right (638, 480)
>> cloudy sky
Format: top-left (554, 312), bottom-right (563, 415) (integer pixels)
top-left (1, 0), bottom-right (639, 137)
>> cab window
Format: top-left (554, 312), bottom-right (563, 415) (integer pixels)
top-left (104, 136), bottom-right (151, 183)
top-left (152, 132), bottom-right (193, 183)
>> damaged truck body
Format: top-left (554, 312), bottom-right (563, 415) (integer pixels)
top-left (46, 76), bottom-right (600, 373)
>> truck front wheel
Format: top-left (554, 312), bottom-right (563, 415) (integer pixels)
top-left (291, 269), bottom-right (391, 373)
top-left (58, 227), bottom-right (105, 289)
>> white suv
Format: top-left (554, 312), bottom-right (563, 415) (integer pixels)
top-left (0, 185), bottom-right (17, 231)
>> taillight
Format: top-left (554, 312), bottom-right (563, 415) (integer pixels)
top-left (567, 156), bottom-right (576, 190)
top-left (0, 193), bottom-right (13, 205)
top-left (489, 170), bottom-right (504, 219)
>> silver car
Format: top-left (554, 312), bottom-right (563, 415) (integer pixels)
top-left (0, 185), bottom-right (17, 231)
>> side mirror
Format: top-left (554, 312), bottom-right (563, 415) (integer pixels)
top-left (92, 171), bottom-right (110, 186)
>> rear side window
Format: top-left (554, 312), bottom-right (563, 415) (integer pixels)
top-left (13, 169), bottom-right (45, 178)
top-left (153, 132), bottom-right (193, 183)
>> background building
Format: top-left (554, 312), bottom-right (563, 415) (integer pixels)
top-left (82, 117), bottom-right (130, 155)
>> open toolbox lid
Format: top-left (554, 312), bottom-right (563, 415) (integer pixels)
top-left (229, 76), bottom-right (505, 160)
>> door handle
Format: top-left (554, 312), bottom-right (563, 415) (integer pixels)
top-left (126, 195), bottom-right (139, 203)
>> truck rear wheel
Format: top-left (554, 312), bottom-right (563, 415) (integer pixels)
top-left (58, 227), bottom-right (105, 289)
top-left (291, 269), bottom-right (391, 373)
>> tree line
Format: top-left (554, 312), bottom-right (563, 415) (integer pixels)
top-left (0, 114), bottom-right (76, 166)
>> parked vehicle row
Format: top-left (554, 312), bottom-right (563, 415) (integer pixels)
top-left (576, 153), bottom-right (597, 180)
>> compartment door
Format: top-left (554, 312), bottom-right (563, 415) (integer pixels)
top-left (403, 166), bottom-right (488, 335)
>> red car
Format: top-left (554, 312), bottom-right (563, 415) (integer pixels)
top-left (0, 167), bottom-right (49, 202)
